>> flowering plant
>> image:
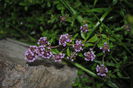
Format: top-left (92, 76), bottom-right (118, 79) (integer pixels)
top-left (21, 0), bottom-right (133, 87)
top-left (25, 24), bottom-right (111, 77)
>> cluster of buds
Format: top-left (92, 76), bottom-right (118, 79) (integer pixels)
top-left (41, 50), bottom-right (53, 59)
top-left (24, 23), bottom-right (111, 77)
top-left (54, 53), bottom-right (65, 62)
top-left (100, 42), bottom-right (110, 53)
top-left (25, 37), bottom-right (53, 62)
top-left (96, 64), bottom-right (108, 77)
top-left (59, 34), bottom-right (72, 47)
top-left (73, 40), bottom-right (84, 52)
top-left (25, 50), bottom-right (36, 62)
top-left (37, 37), bottom-right (50, 46)
top-left (80, 24), bottom-right (88, 32)
top-left (84, 49), bottom-right (96, 61)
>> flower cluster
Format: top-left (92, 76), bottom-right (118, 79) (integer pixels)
top-left (29, 46), bottom-right (38, 55)
top-left (84, 49), bottom-right (96, 61)
top-left (59, 34), bottom-right (71, 47)
top-left (73, 40), bottom-right (84, 52)
top-left (24, 25), bottom-right (110, 77)
top-left (25, 37), bottom-right (53, 62)
top-left (96, 64), bottom-right (108, 77)
top-left (80, 24), bottom-right (88, 32)
top-left (54, 53), bottom-right (65, 62)
top-left (100, 42), bottom-right (110, 53)
top-left (37, 45), bottom-right (45, 56)
top-left (41, 50), bottom-right (53, 59)
top-left (25, 50), bottom-right (36, 62)
top-left (37, 37), bottom-right (50, 46)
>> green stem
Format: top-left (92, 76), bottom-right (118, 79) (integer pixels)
top-left (110, 53), bottom-right (118, 64)
top-left (85, 8), bottom-right (112, 41)
top-left (64, 58), bottom-right (97, 78)
top-left (60, 0), bottom-right (76, 15)
top-left (60, 0), bottom-right (83, 23)
top-left (72, 62), bottom-right (97, 78)
top-left (120, 43), bottom-right (133, 56)
top-left (113, 37), bottom-right (133, 56)
top-left (94, 8), bottom-right (112, 30)
top-left (102, 54), bottom-right (106, 65)
top-left (68, 61), bottom-right (119, 88)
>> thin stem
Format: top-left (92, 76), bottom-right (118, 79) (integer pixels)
top-left (50, 45), bottom-right (60, 48)
top-left (113, 37), bottom-right (133, 56)
top-left (70, 52), bottom-right (77, 58)
top-left (109, 53), bottom-right (118, 64)
top-left (60, 0), bottom-right (76, 15)
top-left (92, 39), bottom-right (100, 50)
top-left (102, 53), bottom-right (106, 65)
top-left (85, 8), bottom-right (112, 41)
top-left (67, 60), bottom-right (98, 78)
top-left (62, 47), bottom-right (66, 51)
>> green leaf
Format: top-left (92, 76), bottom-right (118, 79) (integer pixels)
top-left (72, 33), bottom-right (79, 40)
top-left (85, 8), bottom-right (108, 13)
top-left (97, 39), bottom-right (107, 48)
top-left (81, 32), bottom-right (86, 40)
top-left (88, 34), bottom-right (98, 42)
top-left (51, 49), bottom-right (59, 54)
top-left (101, 34), bottom-right (107, 39)
top-left (84, 43), bottom-right (93, 47)
top-left (78, 70), bottom-right (84, 75)
top-left (112, 0), bottom-right (118, 5)
top-left (93, 0), bottom-right (98, 7)
top-left (96, 52), bottom-right (103, 57)
top-left (78, 53), bottom-right (83, 57)
top-left (67, 48), bottom-right (71, 56)
top-left (107, 80), bottom-right (119, 88)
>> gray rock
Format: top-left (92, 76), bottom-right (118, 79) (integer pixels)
top-left (0, 38), bottom-right (77, 88)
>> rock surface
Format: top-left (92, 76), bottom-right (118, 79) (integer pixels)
top-left (0, 38), bottom-right (77, 88)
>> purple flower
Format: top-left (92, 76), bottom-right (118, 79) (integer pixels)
top-left (37, 45), bottom-right (45, 56)
top-left (59, 34), bottom-right (71, 47)
top-left (36, 45), bottom-right (52, 59)
top-left (73, 40), bottom-right (84, 52)
top-left (37, 37), bottom-right (50, 46)
top-left (41, 50), bottom-right (53, 59)
top-left (84, 49), bottom-right (96, 61)
top-left (25, 50), bottom-right (36, 62)
top-left (80, 24), bottom-right (88, 32)
top-left (28, 45), bottom-right (38, 55)
top-left (96, 64), bottom-right (108, 77)
top-left (53, 53), bottom-right (65, 62)
top-left (100, 42), bottom-right (110, 53)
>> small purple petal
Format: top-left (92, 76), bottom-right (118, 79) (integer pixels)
top-left (100, 42), bottom-right (110, 53)
top-left (80, 24), bottom-right (88, 32)
top-left (59, 34), bottom-right (71, 47)
top-left (84, 49), bottom-right (96, 61)
top-left (53, 53), bottom-right (65, 62)
top-left (37, 37), bottom-right (49, 46)
top-left (96, 64), bottom-right (108, 77)
top-left (37, 45), bottom-right (45, 56)
top-left (73, 40), bottom-right (84, 52)
top-left (41, 50), bottom-right (53, 59)
top-left (25, 50), bottom-right (36, 62)
top-left (28, 45), bottom-right (38, 55)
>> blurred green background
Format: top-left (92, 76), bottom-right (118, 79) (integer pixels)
top-left (0, 0), bottom-right (133, 88)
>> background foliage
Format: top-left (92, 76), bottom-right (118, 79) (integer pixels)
top-left (0, 0), bottom-right (133, 88)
